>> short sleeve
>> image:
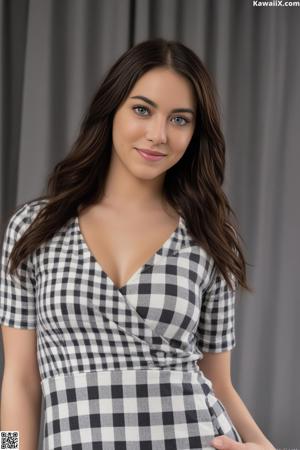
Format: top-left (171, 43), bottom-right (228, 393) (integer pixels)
top-left (0, 203), bottom-right (37, 329)
top-left (195, 266), bottom-right (237, 353)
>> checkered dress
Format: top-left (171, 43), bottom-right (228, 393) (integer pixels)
top-left (0, 200), bottom-right (242, 450)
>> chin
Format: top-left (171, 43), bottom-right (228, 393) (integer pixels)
top-left (130, 165), bottom-right (166, 180)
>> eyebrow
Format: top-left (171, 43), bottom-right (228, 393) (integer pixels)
top-left (129, 95), bottom-right (195, 116)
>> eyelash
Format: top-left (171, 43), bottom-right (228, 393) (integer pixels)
top-left (132, 105), bottom-right (191, 126)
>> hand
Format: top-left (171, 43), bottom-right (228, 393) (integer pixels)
top-left (209, 435), bottom-right (276, 450)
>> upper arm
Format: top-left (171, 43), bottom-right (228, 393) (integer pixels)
top-left (195, 264), bottom-right (238, 391)
top-left (0, 203), bottom-right (37, 330)
top-left (0, 203), bottom-right (40, 383)
top-left (197, 350), bottom-right (233, 392)
top-left (195, 265), bottom-right (237, 353)
top-left (1, 325), bottom-right (40, 383)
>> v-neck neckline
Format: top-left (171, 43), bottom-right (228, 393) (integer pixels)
top-left (75, 213), bottom-right (185, 292)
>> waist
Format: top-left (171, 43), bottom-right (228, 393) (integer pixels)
top-left (40, 366), bottom-right (213, 400)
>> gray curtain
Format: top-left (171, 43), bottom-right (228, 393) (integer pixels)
top-left (1, 0), bottom-right (299, 448)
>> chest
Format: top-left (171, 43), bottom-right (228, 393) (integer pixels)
top-left (77, 206), bottom-right (180, 290)
top-left (34, 213), bottom-right (213, 344)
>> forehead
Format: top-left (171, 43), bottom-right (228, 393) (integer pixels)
top-left (128, 68), bottom-right (196, 109)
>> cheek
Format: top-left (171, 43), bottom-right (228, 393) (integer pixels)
top-left (126, 121), bottom-right (145, 138)
top-left (112, 117), bottom-right (133, 153)
top-left (114, 117), bottom-right (144, 145)
top-left (170, 132), bottom-right (192, 156)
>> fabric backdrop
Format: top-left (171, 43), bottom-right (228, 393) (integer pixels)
top-left (1, 0), bottom-right (299, 448)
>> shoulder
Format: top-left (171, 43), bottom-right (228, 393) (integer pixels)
top-left (183, 241), bottom-right (216, 292)
top-left (25, 198), bottom-right (49, 220)
top-left (3, 198), bottom-right (49, 242)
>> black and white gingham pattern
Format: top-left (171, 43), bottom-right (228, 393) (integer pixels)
top-left (0, 200), bottom-right (241, 449)
top-left (42, 369), bottom-right (242, 450)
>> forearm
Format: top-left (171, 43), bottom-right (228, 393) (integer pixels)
top-left (214, 384), bottom-right (276, 450)
top-left (0, 375), bottom-right (42, 450)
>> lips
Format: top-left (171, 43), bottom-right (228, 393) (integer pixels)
top-left (135, 148), bottom-right (166, 156)
top-left (135, 148), bottom-right (166, 162)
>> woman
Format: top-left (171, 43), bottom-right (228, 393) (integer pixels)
top-left (0, 38), bottom-right (276, 450)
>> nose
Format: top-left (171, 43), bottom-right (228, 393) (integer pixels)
top-left (146, 115), bottom-right (167, 145)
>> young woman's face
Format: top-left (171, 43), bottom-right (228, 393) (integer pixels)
top-left (111, 67), bottom-right (197, 181)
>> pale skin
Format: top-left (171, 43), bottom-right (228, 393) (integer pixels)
top-left (1, 67), bottom-right (276, 450)
top-left (0, 327), bottom-right (42, 450)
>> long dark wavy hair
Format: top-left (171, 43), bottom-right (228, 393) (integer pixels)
top-left (3, 38), bottom-right (251, 293)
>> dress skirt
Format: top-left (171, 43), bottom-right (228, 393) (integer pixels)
top-left (41, 369), bottom-right (242, 450)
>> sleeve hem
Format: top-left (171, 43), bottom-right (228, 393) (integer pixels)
top-left (0, 319), bottom-right (36, 330)
top-left (198, 341), bottom-right (236, 353)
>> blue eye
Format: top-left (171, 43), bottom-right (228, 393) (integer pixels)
top-left (133, 105), bottom-right (149, 116)
top-left (132, 105), bottom-right (190, 126)
top-left (173, 116), bottom-right (189, 126)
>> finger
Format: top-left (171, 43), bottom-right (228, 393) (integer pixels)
top-left (209, 435), bottom-right (244, 450)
